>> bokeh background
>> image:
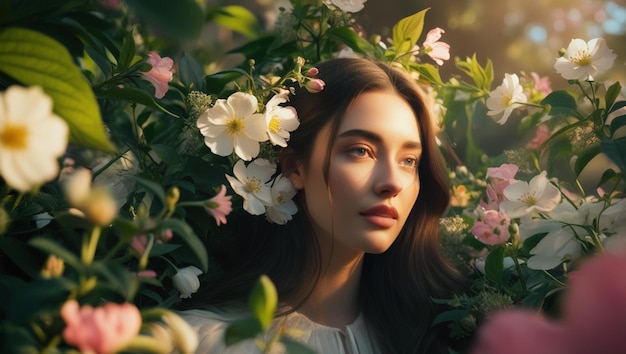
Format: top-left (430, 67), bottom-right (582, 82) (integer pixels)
top-left (193, 0), bottom-right (626, 90)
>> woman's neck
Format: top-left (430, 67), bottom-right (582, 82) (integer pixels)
top-left (296, 242), bottom-right (364, 328)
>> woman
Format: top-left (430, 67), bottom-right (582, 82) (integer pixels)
top-left (181, 57), bottom-right (465, 353)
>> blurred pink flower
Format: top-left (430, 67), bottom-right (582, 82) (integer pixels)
top-left (142, 52), bottom-right (174, 99)
top-left (471, 251), bottom-right (626, 354)
top-left (130, 234), bottom-right (148, 255)
top-left (205, 184), bottom-right (233, 226)
top-left (471, 209), bottom-right (511, 245)
top-left (61, 300), bottom-right (141, 354)
top-left (526, 124), bottom-right (551, 149)
top-left (305, 78), bottom-right (325, 93)
top-left (480, 164), bottom-right (519, 209)
top-left (422, 28), bottom-right (450, 66)
top-left (531, 72), bottom-right (552, 95)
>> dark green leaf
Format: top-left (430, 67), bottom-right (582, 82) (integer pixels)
top-left (541, 90), bottom-right (581, 119)
top-left (99, 86), bottom-right (179, 118)
top-left (432, 309), bottom-right (470, 326)
top-left (605, 81), bottom-right (622, 111)
top-left (126, 0), bottom-right (203, 41)
top-left (224, 316), bottom-right (262, 346)
top-left (485, 246), bottom-right (505, 285)
top-left (0, 237), bottom-right (41, 278)
top-left (601, 137), bottom-right (626, 172)
top-left (609, 113), bottom-right (626, 138)
top-left (280, 338), bottom-right (317, 354)
top-left (179, 52), bottom-right (206, 92)
top-left (118, 31), bottom-right (137, 71)
top-left (206, 5), bottom-right (260, 39)
top-left (28, 237), bottom-right (83, 272)
top-left (326, 27), bottom-right (376, 57)
top-left (574, 144), bottom-right (602, 176)
top-left (158, 218), bottom-right (208, 272)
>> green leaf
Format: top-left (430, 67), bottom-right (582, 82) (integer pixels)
top-left (179, 52), bottom-right (206, 92)
top-left (207, 5), bottom-right (261, 39)
top-left (392, 8), bottom-right (429, 57)
top-left (126, 0), bottom-right (203, 40)
top-left (605, 81), bottom-right (622, 111)
top-left (249, 275), bottom-right (278, 331)
top-left (0, 27), bottom-right (115, 151)
top-left (601, 137), bottom-right (626, 172)
top-left (413, 62), bottom-right (443, 85)
top-left (224, 315), bottom-right (262, 346)
top-left (326, 27), bottom-right (376, 57)
top-left (99, 86), bottom-right (179, 118)
top-left (280, 338), bottom-right (317, 354)
top-left (28, 237), bottom-right (83, 272)
top-left (485, 246), bottom-right (505, 285)
top-left (574, 144), bottom-right (602, 176)
top-left (609, 113), bottom-right (626, 138)
top-left (0, 237), bottom-right (41, 278)
top-left (432, 309), bottom-right (470, 326)
top-left (158, 218), bottom-right (208, 272)
top-left (541, 90), bottom-right (581, 119)
top-left (118, 31), bottom-right (137, 72)
top-left (132, 176), bottom-right (168, 206)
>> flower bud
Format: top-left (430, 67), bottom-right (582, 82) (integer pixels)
top-left (41, 254), bottom-right (64, 278)
top-left (84, 187), bottom-right (118, 226)
top-left (306, 67), bottom-right (319, 76)
top-left (304, 78), bottom-right (325, 93)
top-left (162, 312), bottom-right (199, 354)
top-left (172, 266), bottom-right (202, 298)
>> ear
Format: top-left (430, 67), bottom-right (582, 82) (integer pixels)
top-left (279, 147), bottom-right (305, 190)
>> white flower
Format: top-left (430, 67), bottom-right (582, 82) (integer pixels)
top-left (326, 0), bottom-right (366, 13)
top-left (0, 86), bottom-right (69, 192)
top-left (266, 174), bottom-right (298, 224)
top-left (527, 227), bottom-right (583, 270)
top-left (554, 38), bottom-right (617, 81)
top-left (196, 92), bottom-right (268, 161)
top-left (499, 171), bottom-right (561, 218)
top-left (172, 266), bottom-right (202, 298)
top-left (225, 159), bottom-right (274, 215)
top-left (486, 73), bottom-right (527, 125)
top-left (265, 90), bottom-right (299, 147)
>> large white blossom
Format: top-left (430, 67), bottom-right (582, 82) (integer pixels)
top-left (265, 90), bottom-right (299, 147)
top-left (225, 159), bottom-right (274, 215)
top-left (554, 38), bottom-right (617, 81)
top-left (0, 86), bottom-right (69, 192)
top-left (265, 174), bottom-right (298, 224)
top-left (486, 73), bottom-right (527, 125)
top-left (196, 92), bottom-right (268, 161)
top-left (499, 171), bottom-right (561, 218)
top-left (326, 0), bottom-right (366, 13)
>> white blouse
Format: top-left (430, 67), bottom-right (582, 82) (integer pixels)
top-left (181, 308), bottom-right (380, 354)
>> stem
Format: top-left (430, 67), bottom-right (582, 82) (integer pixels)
top-left (512, 256), bottom-right (527, 292)
top-left (82, 226), bottom-right (102, 265)
top-left (541, 270), bottom-right (567, 288)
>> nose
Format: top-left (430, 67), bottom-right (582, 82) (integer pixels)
top-left (373, 159), bottom-right (405, 198)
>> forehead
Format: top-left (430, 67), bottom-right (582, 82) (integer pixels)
top-left (337, 91), bottom-right (421, 141)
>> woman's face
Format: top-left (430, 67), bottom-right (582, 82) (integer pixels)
top-left (290, 91), bottom-right (422, 254)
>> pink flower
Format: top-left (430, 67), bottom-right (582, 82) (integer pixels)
top-left (526, 124), bottom-right (551, 149)
top-left (471, 251), bottom-right (626, 354)
top-left (142, 52), bottom-right (174, 99)
top-left (422, 28), bottom-right (450, 66)
top-left (471, 209), bottom-right (511, 245)
top-left (130, 234), bottom-right (148, 255)
top-left (137, 269), bottom-right (157, 278)
top-left (205, 185), bottom-right (233, 226)
top-left (61, 300), bottom-right (142, 354)
top-left (480, 164), bottom-right (519, 209)
top-left (305, 78), bottom-right (325, 93)
top-left (486, 163), bottom-right (518, 181)
top-left (531, 72), bottom-right (552, 95)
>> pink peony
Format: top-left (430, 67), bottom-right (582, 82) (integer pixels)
top-left (61, 300), bottom-right (142, 354)
top-left (422, 28), bottom-right (450, 66)
top-left (526, 124), bottom-right (551, 149)
top-left (142, 52), bottom-right (174, 99)
top-left (471, 209), bottom-right (511, 245)
top-left (471, 251), bottom-right (626, 354)
top-left (205, 185), bottom-right (233, 226)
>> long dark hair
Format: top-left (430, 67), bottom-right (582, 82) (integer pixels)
top-left (183, 57), bottom-right (464, 353)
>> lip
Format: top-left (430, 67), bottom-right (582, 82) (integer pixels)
top-left (360, 205), bottom-right (398, 228)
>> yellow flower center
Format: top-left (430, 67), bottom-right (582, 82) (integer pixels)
top-left (502, 94), bottom-right (512, 107)
top-left (226, 116), bottom-right (244, 136)
top-left (268, 115), bottom-right (281, 133)
top-left (572, 49), bottom-right (591, 66)
top-left (244, 177), bottom-right (262, 194)
top-left (0, 123), bottom-right (28, 149)
top-left (519, 192), bottom-right (537, 206)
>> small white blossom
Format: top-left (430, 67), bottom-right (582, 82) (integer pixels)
top-left (499, 171), bottom-right (561, 218)
top-left (196, 92), bottom-right (268, 161)
top-left (486, 73), bottom-right (527, 125)
top-left (326, 0), bottom-right (366, 13)
top-left (172, 266), bottom-right (202, 298)
top-left (265, 90), bottom-right (299, 147)
top-left (554, 38), bottom-right (617, 81)
top-left (265, 174), bottom-right (298, 224)
top-left (0, 86), bottom-right (69, 192)
top-left (225, 159), bottom-right (274, 215)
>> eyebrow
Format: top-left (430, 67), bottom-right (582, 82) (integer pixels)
top-left (337, 129), bottom-right (422, 149)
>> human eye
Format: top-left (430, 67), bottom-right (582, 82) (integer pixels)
top-left (345, 145), bottom-right (372, 159)
top-left (399, 156), bottom-right (420, 170)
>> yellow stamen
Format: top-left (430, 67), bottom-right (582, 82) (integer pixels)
top-left (0, 123), bottom-right (28, 149)
top-left (226, 117), bottom-right (244, 136)
top-left (268, 116), bottom-right (281, 133)
top-left (244, 177), bottom-right (262, 193)
top-left (572, 49), bottom-right (591, 66)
